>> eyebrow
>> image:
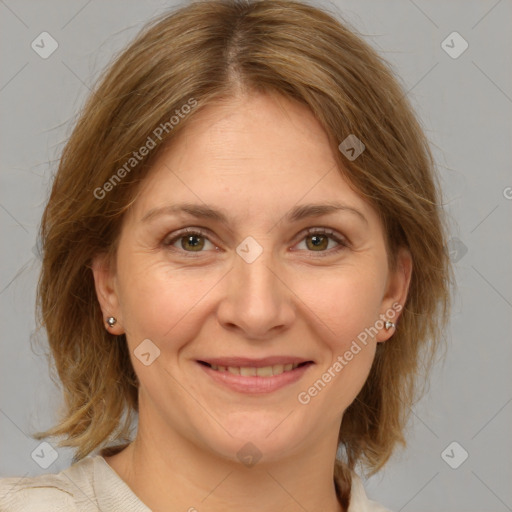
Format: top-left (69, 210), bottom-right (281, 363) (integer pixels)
top-left (141, 201), bottom-right (368, 225)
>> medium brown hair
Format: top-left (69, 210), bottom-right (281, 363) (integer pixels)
top-left (33, 0), bottom-right (452, 507)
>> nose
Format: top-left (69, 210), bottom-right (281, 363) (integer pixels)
top-left (216, 241), bottom-right (295, 340)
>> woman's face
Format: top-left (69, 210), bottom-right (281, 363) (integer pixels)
top-left (93, 92), bottom-right (411, 464)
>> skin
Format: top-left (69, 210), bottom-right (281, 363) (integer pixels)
top-left (92, 91), bottom-right (412, 512)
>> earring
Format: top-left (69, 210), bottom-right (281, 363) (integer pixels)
top-left (106, 317), bottom-right (117, 328)
top-left (385, 320), bottom-right (396, 330)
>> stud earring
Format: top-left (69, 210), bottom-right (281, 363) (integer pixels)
top-left (385, 320), bottom-right (396, 330)
top-left (106, 317), bottom-right (117, 328)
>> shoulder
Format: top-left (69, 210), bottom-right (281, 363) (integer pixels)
top-left (0, 457), bottom-right (97, 512)
top-left (0, 474), bottom-right (77, 511)
top-left (349, 472), bottom-right (394, 512)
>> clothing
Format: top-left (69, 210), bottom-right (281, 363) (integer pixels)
top-left (0, 454), bottom-right (391, 511)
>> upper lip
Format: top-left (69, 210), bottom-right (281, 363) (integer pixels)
top-left (198, 356), bottom-right (314, 367)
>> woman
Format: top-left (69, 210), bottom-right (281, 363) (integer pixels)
top-left (0, 0), bottom-right (451, 510)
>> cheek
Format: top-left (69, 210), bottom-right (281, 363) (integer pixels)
top-left (294, 261), bottom-right (386, 343)
top-left (292, 265), bottom-right (385, 412)
top-left (116, 251), bottom-right (222, 346)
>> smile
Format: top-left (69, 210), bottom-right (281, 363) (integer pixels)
top-left (199, 361), bottom-right (309, 376)
top-left (196, 359), bottom-right (314, 394)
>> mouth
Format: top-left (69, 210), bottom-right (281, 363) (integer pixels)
top-left (196, 357), bottom-right (315, 394)
top-left (197, 360), bottom-right (313, 377)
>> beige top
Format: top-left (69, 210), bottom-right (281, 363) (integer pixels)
top-left (0, 455), bottom-right (391, 511)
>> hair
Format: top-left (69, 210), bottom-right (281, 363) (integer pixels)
top-left (32, 0), bottom-right (452, 508)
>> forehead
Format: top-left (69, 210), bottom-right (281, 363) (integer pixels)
top-left (128, 92), bottom-right (375, 226)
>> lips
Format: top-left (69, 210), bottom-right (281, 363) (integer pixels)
top-left (196, 357), bottom-right (315, 393)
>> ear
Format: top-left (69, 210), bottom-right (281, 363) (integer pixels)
top-left (376, 247), bottom-right (413, 342)
top-left (91, 252), bottom-right (124, 335)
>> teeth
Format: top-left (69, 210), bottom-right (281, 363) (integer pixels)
top-left (208, 362), bottom-right (305, 377)
top-left (256, 366), bottom-right (273, 377)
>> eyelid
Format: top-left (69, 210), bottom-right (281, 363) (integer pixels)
top-left (300, 227), bottom-right (349, 245)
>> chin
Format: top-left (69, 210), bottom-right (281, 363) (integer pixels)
top-left (197, 413), bottom-right (308, 466)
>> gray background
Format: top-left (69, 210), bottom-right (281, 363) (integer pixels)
top-left (1, 1), bottom-right (511, 511)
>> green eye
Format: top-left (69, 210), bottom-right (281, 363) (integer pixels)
top-left (164, 226), bottom-right (348, 258)
top-left (296, 228), bottom-right (348, 255)
top-left (164, 228), bottom-right (215, 254)
top-left (305, 233), bottom-right (329, 251)
top-left (180, 233), bottom-right (206, 251)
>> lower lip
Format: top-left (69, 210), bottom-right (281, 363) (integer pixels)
top-left (197, 362), bottom-right (313, 394)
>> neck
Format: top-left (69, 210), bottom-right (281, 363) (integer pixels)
top-left (104, 418), bottom-right (345, 512)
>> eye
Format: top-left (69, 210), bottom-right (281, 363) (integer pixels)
top-left (163, 226), bottom-right (349, 257)
top-left (294, 228), bottom-right (349, 256)
top-left (163, 228), bottom-right (217, 254)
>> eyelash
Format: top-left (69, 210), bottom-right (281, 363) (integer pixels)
top-left (162, 227), bottom-right (349, 258)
